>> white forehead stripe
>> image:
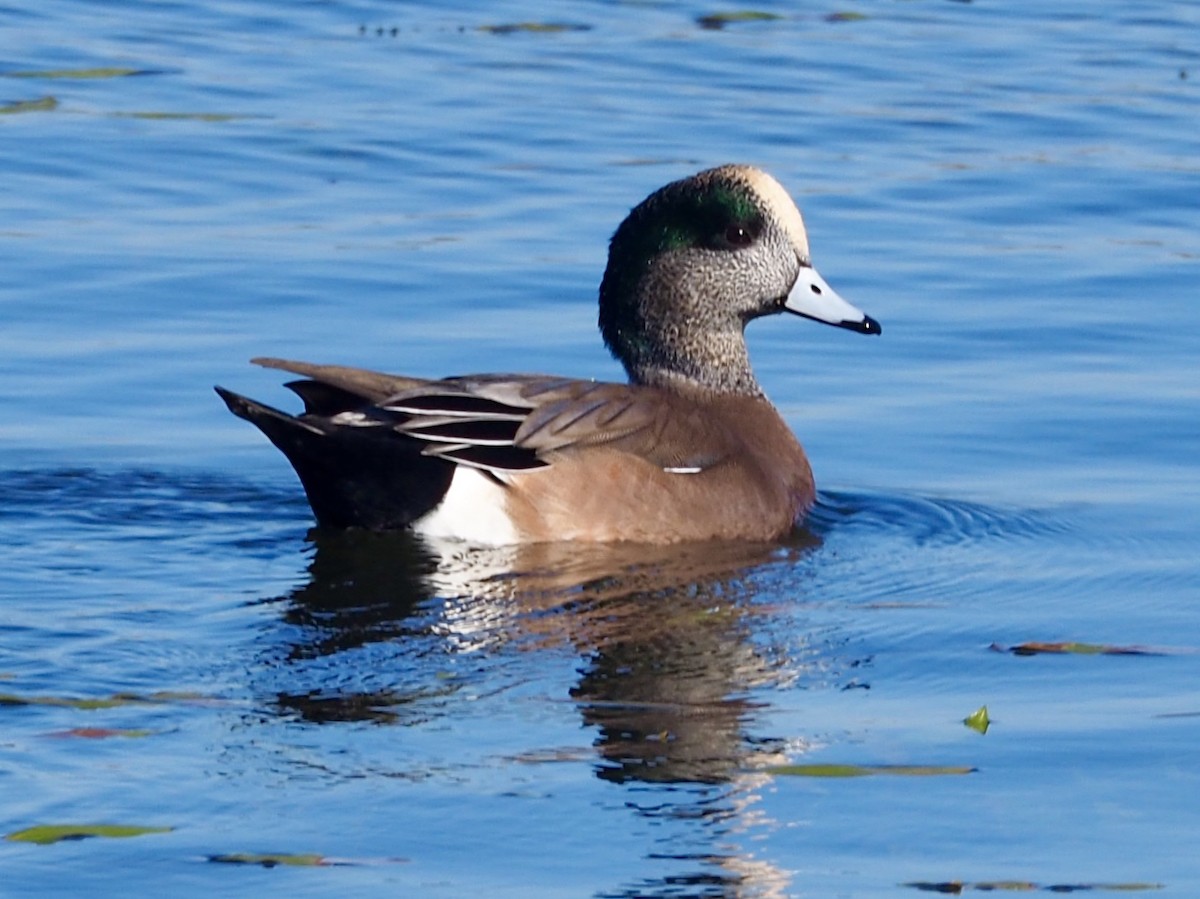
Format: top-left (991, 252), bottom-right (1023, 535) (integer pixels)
top-left (738, 167), bottom-right (811, 258)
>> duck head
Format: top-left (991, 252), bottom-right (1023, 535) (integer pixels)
top-left (598, 164), bottom-right (880, 396)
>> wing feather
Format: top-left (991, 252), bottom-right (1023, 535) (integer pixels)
top-left (242, 363), bottom-right (732, 477)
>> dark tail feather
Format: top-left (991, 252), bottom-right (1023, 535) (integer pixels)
top-left (215, 386), bottom-right (454, 530)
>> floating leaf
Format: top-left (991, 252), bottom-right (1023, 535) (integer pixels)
top-left (905, 881), bottom-right (1163, 893)
top-left (963, 705), bottom-right (990, 734)
top-left (990, 641), bottom-right (1165, 657)
top-left (825, 11), bottom-right (869, 22)
top-left (0, 690), bottom-right (209, 709)
top-left (3, 67), bottom-right (158, 80)
top-left (208, 852), bottom-right (330, 868)
top-left (969, 881), bottom-right (1035, 892)
top-left (110, 111), bottom-right (260, 122)
top-left (206, 851), bottom-right (407, 867)
top-left (0, 96), bottom-right (57, 115)
top-left (45, 727), bottom-right (157, 739)
top-left (478, 22), bottom-right (591, 34)
top-left (697, 11), bottom-right (784, 29)
top-left (144, 690), bottom-right (213, 703)
top-left (906, 882), bottom-right (969, 894)
top-left (6, 824), bottom-right (173, 845)
top-left (1, 692), bottom-right (137, 709)
top-left (767, 763), bottom-right (976, 778)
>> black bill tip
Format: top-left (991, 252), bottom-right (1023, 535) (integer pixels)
top-left (838, 314), bottom-right (882, 335)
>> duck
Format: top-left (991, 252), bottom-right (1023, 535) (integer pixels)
top-left (216, 164), bottom-right (880, 544)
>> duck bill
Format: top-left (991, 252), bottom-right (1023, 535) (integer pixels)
top-left (784, 265), bottom-right (881, 335)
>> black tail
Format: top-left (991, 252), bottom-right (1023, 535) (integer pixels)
top-left (215, 386), bottom-right (454, 530)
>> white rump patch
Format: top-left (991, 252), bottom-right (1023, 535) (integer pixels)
top-left (663, 466), bottom-right (703, 475)
top-left (414, 467), bottom-right (519, 545)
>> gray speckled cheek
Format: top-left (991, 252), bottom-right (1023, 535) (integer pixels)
top-left (707, 229), bottom-right (799, 320)
top-left (760, 225), bottom-right (801, 290)
top-left (629, 252), bottom-right (761, 394)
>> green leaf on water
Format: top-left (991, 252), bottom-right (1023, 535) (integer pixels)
top-left (0, 690), bottom-right (209, 709)
top-left (0, 96), bottom-right (57, 115)
top-left (697, 11), bottom-right (784, 29)
top-left (207, 851), bottom-right (407, 867)
top-left (478, 22), bottom-right (592, 34)
top-left (46, 727), bottom-right (158, 739)
top-left (110, 111), bottom-right (262, 122)
top-left (991, 641), bottom-right (1166, 657)
top-left (6, 824), bottom-right (173, 845)
top-left (825, 11), bottom-right (869, 22)
top-left (208, 852), bottom-right (330, 867)
top-left (963, 704), bottom-right (990, 734)
top-left (0, 692), bottom-right (133, 709)
top-left (767, 763), bottom-right (976, 778)
top-left (3, 67), bottom-right (157, 80)
top-left (904, 881), bottom-right (1163, 893)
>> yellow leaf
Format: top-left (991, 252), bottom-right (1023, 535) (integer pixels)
top-left (4, 67), bottom-right (151, 79)
top-left (0, 96), bottom-right (57, 115)
top-left (963, 705), bottom-right (990, 734)
top-left (6, 824), bottom-right (173, 845)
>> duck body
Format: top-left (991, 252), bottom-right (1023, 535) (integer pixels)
top-left (217, 165), bottom-right (880, 544)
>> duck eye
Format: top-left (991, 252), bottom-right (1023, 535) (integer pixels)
top-left (724, 224), bottom-right (753, 248)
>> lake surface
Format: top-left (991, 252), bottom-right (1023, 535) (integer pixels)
top-left (3, 1), bottom-right (1198, 895)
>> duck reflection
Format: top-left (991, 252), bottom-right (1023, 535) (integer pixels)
top-left (271, 528), bottom-right (439, 660)
top-left (267, 527), bottom-right (831, 774)
top-left (265, 528), bottom-right (826, 897)
top-left (432, 537), bottom-right (819, 785)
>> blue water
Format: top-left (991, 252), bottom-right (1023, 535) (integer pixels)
top-left (3, 1), bottom-right (1199, 896)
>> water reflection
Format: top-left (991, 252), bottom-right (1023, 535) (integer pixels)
top-left (271, 529), bottom-right (439, 661)
top-left (431, 539), bottom-right (817, 784)
top-left (264, 529), bottom-right (827, 898)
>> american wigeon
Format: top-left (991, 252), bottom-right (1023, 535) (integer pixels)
top-left (216, 164), bottom-right (880, 543)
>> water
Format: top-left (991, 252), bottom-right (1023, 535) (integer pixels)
top-left (3, 1), bottom-right (1198, 895)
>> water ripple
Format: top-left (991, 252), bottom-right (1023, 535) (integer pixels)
top-left (0, 466), bottom-right (311, 563)
top-left (810, 489), bottom-right (1074, 548)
